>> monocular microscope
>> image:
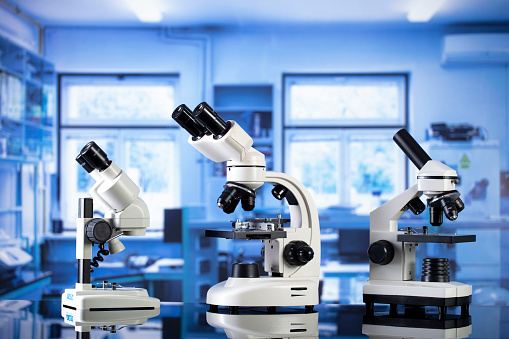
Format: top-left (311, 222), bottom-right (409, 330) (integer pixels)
top-left (61, 142), bottom-right (160, 320)
top-left (173, 102), bottom-right (321, 312)
top-left (363, 129), bottom-right (476, 322)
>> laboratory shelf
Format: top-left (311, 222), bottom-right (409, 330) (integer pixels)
top-left (0, 35), bottom-right (55, 302)
top-left (0, 64), bottom-right (24, 79)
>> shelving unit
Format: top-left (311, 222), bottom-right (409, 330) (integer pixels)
top-left (196, 84), bottom-right (276, 221)
top-left (0, 35), bottom-right (55, 298)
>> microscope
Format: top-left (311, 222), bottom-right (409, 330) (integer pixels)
top-left (173, 102), bottom-right (321, 312)
top-left (61, 142), bottom-right (160, 315)
top-left (363, 129), bottom-right (475, 321)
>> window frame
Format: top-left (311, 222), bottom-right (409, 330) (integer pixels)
top-left (283, 73), bottom-right (408, 128)
top-left (58, 73), bottom-right (181, 232)
top-left (59, 73), bottom-right (180, 127)
top-left (282, 73), bottom-right (409, 210)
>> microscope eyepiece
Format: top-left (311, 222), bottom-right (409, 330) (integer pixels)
top-left (172, 104), bottom-right (209, 139)
top-left (76, 155), bottom-right (95, 173)
top-left (393, 129), bottom-right (432, 170)
top-left (193, 102), bottom-right (230, 137)
top-left (76, 141), bottom-right (111, 172)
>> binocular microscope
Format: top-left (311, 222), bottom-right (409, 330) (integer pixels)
top-left (62, 142), bottom-right (160, 323)
top-left (363, 129), bottom-right (476, 322)
top-left (173, 102), bottom-right (321, 312)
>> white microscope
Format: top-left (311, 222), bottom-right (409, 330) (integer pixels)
top-left (173, 102), bottom-right (321, 312)
top-left (363, 129), bottom-right (475, 321)
top-left (61, 141), bottom-right (160, 316)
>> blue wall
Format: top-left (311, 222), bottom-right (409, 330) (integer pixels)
top-left (44, 26), bottom-right (509, 175)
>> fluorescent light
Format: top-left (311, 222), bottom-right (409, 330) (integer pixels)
top-left (407, 0), bottom-right (446, 22)
top-left (126, 0), bottom-right (163, 23)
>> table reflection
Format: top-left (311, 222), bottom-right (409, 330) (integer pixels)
top-left (0, 300), bottom-right (508, 338)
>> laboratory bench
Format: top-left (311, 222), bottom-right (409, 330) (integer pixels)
top-left (0, 299), bottom-right (508, 338)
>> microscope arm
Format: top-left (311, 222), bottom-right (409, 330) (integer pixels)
top-left (265, 171), bottom-right (318, 230)
top-left (264, 171), bottom-right (321, 278)
top-left (370, 184), bottom-right (421, 233)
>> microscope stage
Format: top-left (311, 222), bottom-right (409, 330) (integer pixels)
top-left (397, 233), bottom-right (475, 244)
top-left (205, 229), bottom-right (287, 240)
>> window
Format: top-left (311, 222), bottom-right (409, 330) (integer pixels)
top-left (59, 74), bottom-right (180, 230)
top-left (284, 74), bottom-right (407, 214)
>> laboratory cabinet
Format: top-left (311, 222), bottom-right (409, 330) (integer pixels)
top-left (0, 34), bottom-right (56, 299)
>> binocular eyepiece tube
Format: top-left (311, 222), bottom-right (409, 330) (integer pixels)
top-left (172, 102), bottom-right (230, 139)
top-left (172, 104), bottom-right (209, 139)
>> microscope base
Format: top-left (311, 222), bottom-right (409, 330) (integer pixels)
top-left (62, 305), bottom-right (159, 334)
top-left (62, 286), bottom-right (160, 312)
top-left (363, 280), bottom-right (471, 316)
top-left (207, 309), bottom-right (318, 338)
top-left (207, 277), bottom-right (319, 308)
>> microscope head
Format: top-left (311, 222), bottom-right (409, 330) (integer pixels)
top-left (76, 141), bottom-right (150, 241)
top-left (173, 102), bottom-right (266, 214)
top-left (394, 129), bottom-right (464, 226)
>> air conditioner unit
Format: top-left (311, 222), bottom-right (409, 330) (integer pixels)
top-left (442, 33), bottom-right (509, 64)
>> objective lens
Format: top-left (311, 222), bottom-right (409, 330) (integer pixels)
top-left (429, 206), bottom-right (443, 226)
top-left (77, 141), bottom-right (111, 172)
top-left (172, 104), bottom-right (208, 139)
top-left (217, 188), bottom-right (240, 214)
top-left (407, 197), bottom-right (425, 215)
top-left (193, 102), bottom-right (229, 137)
top-left (241, 196), bottom-right (256, 211)
top-left (454, 198), bottom-right (465, 213)
top-left (441, 200), bottom-right (458, 221)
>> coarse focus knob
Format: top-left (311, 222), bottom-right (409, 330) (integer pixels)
top-left (85, 218), bottom-right (113, 244)
top-left (368, 240), bottom-right (395, 265)
top-left (284, 241), bottom-right (314, 266)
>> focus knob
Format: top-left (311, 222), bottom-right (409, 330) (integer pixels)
top-left (284, 241), bottom-right (314, 266)
top-left (368, 240), bottom-right (394, 265)
top-left (85, 218), bottom-right (112, 244)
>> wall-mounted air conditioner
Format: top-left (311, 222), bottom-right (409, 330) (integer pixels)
top-left (442, 33), bottom-right (509, 64)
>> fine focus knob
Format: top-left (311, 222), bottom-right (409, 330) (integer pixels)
top-left (284, 241), bottom-right (314, 266)
top-left (368, 240), bottom-right (394, 265)
top-left (85, 218), bottom-right (112, 244)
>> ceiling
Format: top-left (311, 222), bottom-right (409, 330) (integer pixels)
top-left (4, 0), bottom-right (509, 29)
